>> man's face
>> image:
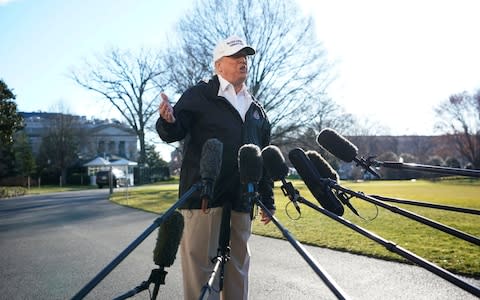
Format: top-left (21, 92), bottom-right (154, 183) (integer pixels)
top-left (216, 52), bottom-right (248, 87)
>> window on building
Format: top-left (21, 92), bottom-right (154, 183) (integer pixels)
top-left (98, 141), bottom-right (105, 154)
top-left (119, 141), bottom-right (126, 157)
top-left (108, 141), bottom-right (115, 154)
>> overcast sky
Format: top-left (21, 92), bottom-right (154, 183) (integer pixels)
top-left (1, 0), bottom-right (479, 158)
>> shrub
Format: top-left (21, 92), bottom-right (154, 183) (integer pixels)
top-left (0, 186), bottom-right (27, 198)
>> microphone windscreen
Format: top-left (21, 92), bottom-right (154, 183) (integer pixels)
top-left (153, 210), bottom-right (184, 267)
top-left (238, 144), bottom-right (263, 184)
top-left (316, 128), bottom-right (358, 162)
top-left (261, 145), bottom-right (289, 181)
top-left (306, 150), bottom-right (339, 182)
top-left (289, 148), bottom-right (344, 216)
top-left (199, 138), bottom-right (223, 180)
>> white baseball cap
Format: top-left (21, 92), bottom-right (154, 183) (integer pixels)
top-left (213, 35), bottom-right (255, 63)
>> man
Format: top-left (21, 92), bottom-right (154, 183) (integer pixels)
top-left (156, 35), bottom-right (275, 300)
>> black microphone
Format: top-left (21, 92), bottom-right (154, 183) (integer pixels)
top-left (261, 145), bottom-right (301, 214)
top-left (238, 144), bottom-right (263, 205)
top-left (288, 148), bottom-right (344, 216)
top-left (261, 145), bottom-right (289, 181)
top-left (153, 210), bottom-right (184, 267)
top-left (306, 150), bottom-right (359, 216)
top-left (199, 138), bottom-right (223, 212)
top-left (305, 150), bottom-right (339, 182)
top-left (316, 128), bottom-right (380, 178)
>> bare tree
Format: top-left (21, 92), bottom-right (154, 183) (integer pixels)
top-left (162, 0), bottom-right (334, 142)
top-left (434, 90), bottom-right (480, 168)
top-left (13, 132), bottom-right (36, 182)
top-left (404, 135), bottom-right (434, 163)
top-left (70, 48), bottom-right (166, 164)
top-left (36, 104), bottom-right (87, 185)
top-left (288, 99), bottom-right (356, 150)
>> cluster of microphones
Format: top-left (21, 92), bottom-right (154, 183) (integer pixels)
top-left (74, 128), bottom-right (480, 300)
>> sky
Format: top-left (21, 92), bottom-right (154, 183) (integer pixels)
top-left (1, 0), bottom-right (479, 160)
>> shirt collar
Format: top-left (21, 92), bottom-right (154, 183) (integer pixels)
top-left (217, 74), bottom-right (247, 95)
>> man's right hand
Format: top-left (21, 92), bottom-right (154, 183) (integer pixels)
top-left (159, 92), bottom-right (176, 123)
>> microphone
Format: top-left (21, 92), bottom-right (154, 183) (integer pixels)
top-left (199, 138), bottom-right (223, 212)
top-left (261, 145), bottom-right (301, 214)
top-left (238, 144), bottom-right (263, 205)
top-left (261, 145), bottom-right (289, 181)
top-left (153, 210), bottom-right (184, 267)
top-left (305, 150), bottom-right (339, 182)
top-left (316, 128), bottom-right (380, 178)
top-left (306, 150), bottom-right (359, 216)
top-left (288, 148), bottom-right (344, 216)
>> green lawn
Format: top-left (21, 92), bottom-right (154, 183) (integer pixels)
top-left (109, 179), bottom-right (480, 277)
top-left (0, 184), bottom-right (97, 198)
top-left (25, 185), bottom-right (97, 194)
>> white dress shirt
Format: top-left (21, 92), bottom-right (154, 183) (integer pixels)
top-left (217, 75), bottom-right (253, 122)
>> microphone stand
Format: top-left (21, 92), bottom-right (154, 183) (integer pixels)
top-left (199, 201), bottom-right (232, 300)
top-left (353, 156), bottom-right (380, 178)
top-left (368, 194), bottom-right (480, 215)
top-left (254, 197), bottom-right (351, 300)
top-left (371, 160), bottom-right (480, 178)
top-left (112, 267), bottom-right (167, 300)
top-left (290, 193), bottom-right (480, 298)
top-left (325, 180), bottom-right (480, 246)
top-left (71, 182), bottom-right (203, 300)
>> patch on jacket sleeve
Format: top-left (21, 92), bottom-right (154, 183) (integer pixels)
top-left (253, 109), bottom-right (260, 120)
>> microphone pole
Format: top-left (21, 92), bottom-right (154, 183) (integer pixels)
top-left (113, 210), bottom-right (184, 300)
top-left (71, 182), bottom-right (202, 300)
top-left (290, 194), bottom-right (480, 298)
top-left (199, 201), bottom-right (232, 300)
top-left (316, 127), bottom-right (480, 178)
top-left (304, 148), bottom-right (479, 244)
top-left (254, 197), bottom-right (351, 300)
top-left (369, 194), bottom-right (480, 215)
top-left (326, 181), bottom-right (480, 246)
top-left (258, 145), bottom-right (349, 299)
top-left (112, 268), bottom-right (166, 300)
top-left (291, 147), bottom-right (480, 296)
top-left (373, 160), bottom-right (480, 178)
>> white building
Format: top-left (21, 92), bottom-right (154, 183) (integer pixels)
top-left (20, 112), bottom-right (138, 162)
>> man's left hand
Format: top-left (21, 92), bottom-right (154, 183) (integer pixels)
top-left (259, 208), bottom-right (274, 225)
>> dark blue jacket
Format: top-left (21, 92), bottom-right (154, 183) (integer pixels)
top-left (156, 75), bottom-right (275, 212)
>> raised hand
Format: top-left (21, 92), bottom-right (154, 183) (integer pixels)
top-left (159, 92), bottom-right (176, 123)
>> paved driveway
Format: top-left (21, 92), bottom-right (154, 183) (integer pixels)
top-left (0, 189), bottom-right (478, 299)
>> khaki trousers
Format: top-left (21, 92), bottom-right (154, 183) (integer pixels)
top-left (180, 207), bottom-right (252, 300)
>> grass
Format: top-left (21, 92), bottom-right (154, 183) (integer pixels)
top-left (25, 185), bottom-right (97, 194)
top-left (110, 179), bottom-right (480, 278)
top-left (0, 184), bottom-right (97, 198)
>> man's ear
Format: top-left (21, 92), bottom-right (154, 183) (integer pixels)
top-left (214, 59), bottom-right (222, 74)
